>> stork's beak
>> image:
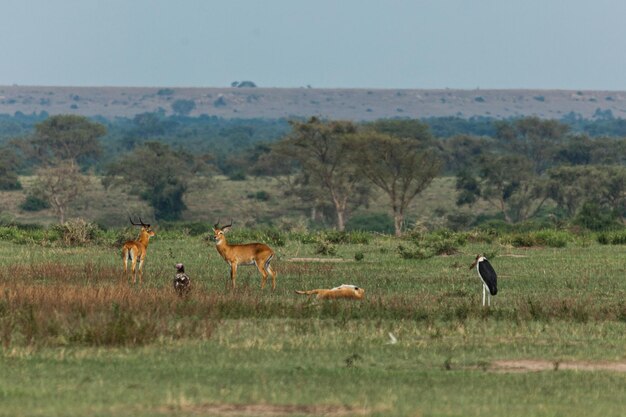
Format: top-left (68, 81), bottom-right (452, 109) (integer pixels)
top-left (469, 259), bottom-right (477, 270)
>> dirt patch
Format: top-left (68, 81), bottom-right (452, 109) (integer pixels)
top-left (158, 403), bottom-right (374, 416)
top-left (491, 360), bottom-right (626, 373)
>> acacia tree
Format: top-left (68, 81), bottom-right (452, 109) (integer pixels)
top-left (30, 114), bottom-right (105, 164)
top-left (103, 141), bottom-right (206, 220)
top-left (272, 117), bottom-right (369, 230)
top-left (0, 147), bottom-right (22, 190)
top-left (21, 115), bottom-right (106, 223)
top-left (350, 131), bottom-right (442, 236)
top-left (456, 154), bottom-right (548, 223)
top-left (546, 165), bottom-right (626, 222)
top-left (32, 161), bottom-right (89, 223)
top-left (494, 117), bottom-right (569, 173)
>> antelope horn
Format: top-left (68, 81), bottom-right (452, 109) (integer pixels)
top-left (129, 216), bottom-right (141, 226)
top-left (139, 217), bottom-right (150, 228)
top-left (214, 219), bottom-right (220, 230)
top-left (222, 219), bottom-right (233, 229)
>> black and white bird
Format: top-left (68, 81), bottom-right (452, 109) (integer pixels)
top-left (173, 263), bottom-right (191, 296)
top-left (469, 254), bottom-right (498, 307)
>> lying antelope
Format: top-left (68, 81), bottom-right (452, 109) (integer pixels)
top-left (122, 217), bottom-right (155, 284)
top-left (295, 284), bottom-right (365, 300)
top-left (211, 220), bottom-right (277, 290)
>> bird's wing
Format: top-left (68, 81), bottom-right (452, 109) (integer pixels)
top-left (478, 260), bottom-right (498, 295)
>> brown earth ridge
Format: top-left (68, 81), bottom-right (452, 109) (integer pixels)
top-left (1, 85), bottom-right (625, 120)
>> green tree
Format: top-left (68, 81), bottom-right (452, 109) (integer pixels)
top-left (15, 115), bottom-right (106, 223)
top-left (441, 134), bottom-right (490, 173)
top-left (272, 117), bottom-right (369, 230)
top-left (350, 131), bottom-right (442, 236)
top-left (494, 117), bottom-right (569, 173)
top-left (171, 99), bottom-right (196, 116)
top-left (367, 119), bottom-right (434, 144)
top-left (31, 161), bottom-right (89, 223)
top-left (457, 155), bottom-right (547, 223)
top-left (30, 114), bottom-right (105, 165)
top-left (103, 142), bottom-right (205, 220)
top-left (546, 165), bottom-right (626, 222)
top-left (0, 147), bottom-right (22, 190)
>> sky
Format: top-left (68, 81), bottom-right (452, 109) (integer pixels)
top-left (1, 0), bottom-right (625, 90)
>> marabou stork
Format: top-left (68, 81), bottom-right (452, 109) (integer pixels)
top-left (469, 254), bottom-right (498, 306)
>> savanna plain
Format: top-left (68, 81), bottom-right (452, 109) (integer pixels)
top-left (1, 227), bottom-right (626, 417)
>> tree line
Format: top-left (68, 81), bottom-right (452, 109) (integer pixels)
top-left (3, 113), bottom-right (626, 233)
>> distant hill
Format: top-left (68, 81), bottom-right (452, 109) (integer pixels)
top-left (1, 85), bottom-right (625, 120)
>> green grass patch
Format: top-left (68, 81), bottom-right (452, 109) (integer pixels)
top-left (1, 232), bottom-right (626, 416)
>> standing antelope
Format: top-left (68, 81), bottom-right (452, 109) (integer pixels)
top-left (122, 217), bottom-right (155, 284)
top-left (211, 220), bottom-right (277, 290)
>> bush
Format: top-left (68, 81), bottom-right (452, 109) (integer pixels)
top-left (574, 202), bottom-right (620, 231)
top-left (323, 230), bottom-right (371, 245)
top-left (505, 230), bottom-right (570, 248)
top-left (228, 170), bottom-right (247, 181)
top-left (0, 225), bottom-right (59, 245)
top-left (315, 237), bottom-right (337, 256)
top-left (397, 244), bottom-right (432, 260)
top-left (20, 195), bottom-right (51, 212)
top-left (597, 230), bottom-right (626, 245)
top-left (0, 174), bottom-right (22, 190)
top-left (399, 229), bottom-right (467, 259)
top-left (53, 219), bottom-right (101, 246)
top-left (228, 227), bottom-right (286, 247)
top-left (158, 221), bottom-right (210, 237)
top-left (346, 212), bottom-right (394, 234)
top-left (247, 190), bottom-right (270, 201)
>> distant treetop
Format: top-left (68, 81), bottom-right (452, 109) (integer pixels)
top-left (231, 81), bottom-right (257, 88)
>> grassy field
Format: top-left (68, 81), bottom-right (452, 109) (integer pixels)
top-left (1, 229), bottom-right (626, 416)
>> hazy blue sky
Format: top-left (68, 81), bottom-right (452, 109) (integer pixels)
top-left (1, 0), bottom-right (624, 90)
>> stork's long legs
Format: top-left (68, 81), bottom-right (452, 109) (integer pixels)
top-left (482, 284), bottom-right (492, 307)
top-left (482, 285), bottom-right (494, 307)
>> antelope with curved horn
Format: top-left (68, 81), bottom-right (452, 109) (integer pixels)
top-left (211, 220), bottom-right (277, 290)
top-left (122, 217), bottom-right (155, 284)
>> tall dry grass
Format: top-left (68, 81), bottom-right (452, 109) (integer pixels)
top-left (2, 258), bottom-right (626, 349)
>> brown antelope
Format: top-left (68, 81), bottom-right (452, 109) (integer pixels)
top-left (211, 220), bottom-right (277, 290)
top-left (295, 284), bottom-right (365, 300)
top-left (122, 217), bottom-right (155, 284)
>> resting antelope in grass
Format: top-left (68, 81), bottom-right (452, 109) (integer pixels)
top-left (211, 220), bottom-right (277, 290)
top-left (122, 217), bottom-right (155, 284)
top-left (295, 284), bottom-right (365, 300)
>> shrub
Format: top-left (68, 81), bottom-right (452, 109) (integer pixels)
top-left (397, 244), bottom-right (432, 260)
top-left (228, 170), bottom-right (246, 181)
top-left (506, 230), bottom-right (570, 248)
top-left (315, 237), bottom-right (337, 256)
top-left (248, 190), bottom-right (270, 201)
top-left (597, 230), bottom-right (626, 245)
top-left (158, 221), bottom-right (209, 237)
top-left (0, 225), bottom-right (59, 245)
top-left (20, 195), bottom-right (51, 212)
top-left (398, 229), bottom-right (467, 259)
top-left (322, 230), bottom-right (371, 245)
top-left (0, 174), bottom-right (21, 190)
top-left (53, 219), bottom-right (101, 246)
top-left (426, 229), bottom-right (468, 255)
top-left (573, 202), bottom-right (620, 231)
top-left (228, 227), bottom-right (286, 247)
top-left (346, 212), bottom-right (394, 234)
